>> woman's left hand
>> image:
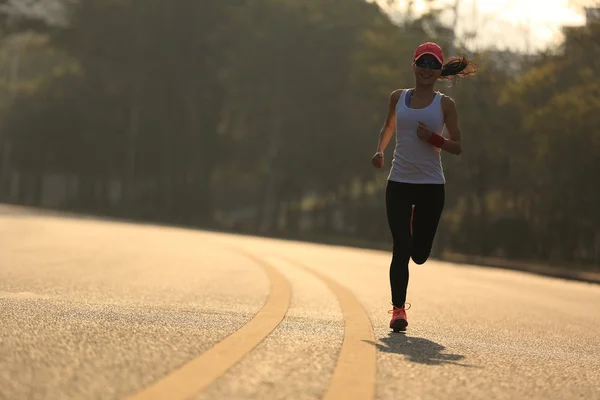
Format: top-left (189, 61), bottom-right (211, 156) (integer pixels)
top-left (417, 121), bottom-right (432, 141)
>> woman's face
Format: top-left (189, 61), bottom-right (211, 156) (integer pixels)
top-left (412, 54), bottom-right (442, 86)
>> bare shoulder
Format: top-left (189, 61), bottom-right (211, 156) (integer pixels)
top-left (440, 94), bottom-right (457, 113)
top-left (440, 93), bottom-right (456, 106)
top-left (388, 89), bottom-right (404, 109)
top-left (390, 89), bottom-right (405, 100)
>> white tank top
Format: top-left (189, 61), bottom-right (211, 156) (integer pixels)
top-left (388, 89), bottom-right (446, 184)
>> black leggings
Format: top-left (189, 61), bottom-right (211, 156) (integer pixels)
top-left (385, 180), bottom-right (445, 307)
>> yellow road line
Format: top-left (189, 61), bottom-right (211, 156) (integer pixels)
top-left (277, 256), bottom-right (376, 400)
top-left (125, 251), bottom-right (291, 400)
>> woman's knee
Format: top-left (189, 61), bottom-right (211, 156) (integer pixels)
top-left (411, 251), bottom-right (430, 265)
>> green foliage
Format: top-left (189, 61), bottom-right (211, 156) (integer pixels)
top-left (0, 0), bottom-right (598, 268)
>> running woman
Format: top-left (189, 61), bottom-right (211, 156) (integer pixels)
top-left (371, 42), bottom-right (476, 332)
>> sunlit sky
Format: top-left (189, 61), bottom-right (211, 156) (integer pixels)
top-left (375, 0), bottom-right (596, 52)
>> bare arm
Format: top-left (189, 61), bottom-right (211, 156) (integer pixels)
top-left (417, 95), bottom-right (462, 155)
top-left (440, 96), bottom-right (462, 155)
top-left (376, 89), bottom-right (402, 153)
top-left (372, 90), bottom-right (401, 168)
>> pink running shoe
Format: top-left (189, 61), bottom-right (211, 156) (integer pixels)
top-left (389, 303), bottom-right (411, 332)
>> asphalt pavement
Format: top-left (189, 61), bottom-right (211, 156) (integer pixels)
top-left (1, 205), bottom-right (599, 400)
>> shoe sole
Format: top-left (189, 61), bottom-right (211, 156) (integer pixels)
top-left (390, 318), bottom-right (408, 332)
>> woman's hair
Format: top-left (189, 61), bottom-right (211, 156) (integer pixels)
top-left (439, 56), bottom-right (477, 81)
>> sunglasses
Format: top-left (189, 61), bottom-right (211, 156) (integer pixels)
top-left (414, 58), bottom-right (442, 70)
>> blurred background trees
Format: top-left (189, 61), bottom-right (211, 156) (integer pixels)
top-left (0, 0), bottom-right (598, 269)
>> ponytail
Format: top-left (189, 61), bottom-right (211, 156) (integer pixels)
top-left (440, 56), bottom-right (477, 81)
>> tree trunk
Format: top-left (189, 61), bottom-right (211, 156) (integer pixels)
top-left (124, 83), bottom-right (140, 212)
top-left (33, 171), bottom-right (43, 207)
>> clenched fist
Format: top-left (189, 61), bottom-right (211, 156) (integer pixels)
top-left (417, 121), bottom-right (432, 141)
top-left (371, 152), bottom-right (384, 168)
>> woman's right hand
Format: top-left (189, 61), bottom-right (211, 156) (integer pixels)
top-left (371, 152), bottom-right (384, 168)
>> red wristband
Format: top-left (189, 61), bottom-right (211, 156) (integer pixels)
top-left (427, 132), bottom-right (446, 148)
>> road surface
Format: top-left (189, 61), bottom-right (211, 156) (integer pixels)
top-left (1, 205), bottom-right (599, 400)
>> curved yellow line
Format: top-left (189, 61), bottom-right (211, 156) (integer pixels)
top-left (277, 256), bottom-right (376, 400)
top-left (125, 251), bottom-right (291, 400)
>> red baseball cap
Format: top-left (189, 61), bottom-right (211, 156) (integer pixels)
top-left (414, 42), bottom-right (444, 64)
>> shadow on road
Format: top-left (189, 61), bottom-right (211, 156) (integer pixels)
top-left (365, 333), bottom-right (477, 368)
